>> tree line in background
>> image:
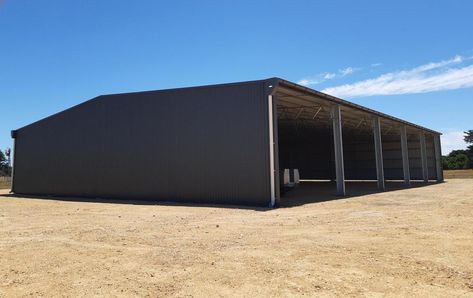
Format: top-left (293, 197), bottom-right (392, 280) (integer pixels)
top-left (0, 149), bottom-right (12, 176)
top-left (442, 130), bottom-right (473, 170)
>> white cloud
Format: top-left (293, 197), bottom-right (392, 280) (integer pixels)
top-left (297, 78), bottom-right (321, 86)
top-left (298, 66), bottom-right (357, 86)
top-left (323, 73), bottom-right (336, 80)
top-left (321, 55), bottom-right (473, 98)
top-left (297, 75), bottom-right (331, 86)
top-left (412, 55), bottom-right (462, 73)
top-left (440, 131), bottom-right (467, 155)
top-left (339, 67), bottom-right (356, 76)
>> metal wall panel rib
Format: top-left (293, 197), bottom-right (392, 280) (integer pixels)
top-left (425, 135), bottom-right (437, 180)
top-left (343, 133), bottom-right (377, 180)
top-left (381, 135), bottom-right (404, 180)
top-left (13, 81), bottom-right (271, 206)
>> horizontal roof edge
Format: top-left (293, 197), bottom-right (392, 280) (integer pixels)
top-left (98, 78), bottom-right (273, 98)
top-left (273, 77), bottom-right (441, 135)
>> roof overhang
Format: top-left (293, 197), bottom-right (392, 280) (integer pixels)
top-left (268, 77), bottom-right (441, 135)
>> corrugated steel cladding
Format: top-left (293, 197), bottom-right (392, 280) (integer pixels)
top-left (277, 127), bottom-right (439, 181)
top-left (12, 77), bottom-right (441, 206)
top-left (278, 126), bottom-right (335, 179)
top-left (13, 80), bottom-right (273, 206)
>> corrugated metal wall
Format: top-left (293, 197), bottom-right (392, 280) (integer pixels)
top-left (381, 134), bottom-right (403, 180)
top-left (13, 81), bottom-right (272, 206)
top-left (343, 132), bottom-right (377, 180)
top-left (408, 134), bottom-right (437, 180)
top-left (278, 126), bottom-right (438, 182)
top-left (426, 134), bottom-right (437, 180)
top-left (278, 125), bottom-right (335, 180)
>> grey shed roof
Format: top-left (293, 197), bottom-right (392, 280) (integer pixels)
top-left (13, 77), bottom-right (440, 135)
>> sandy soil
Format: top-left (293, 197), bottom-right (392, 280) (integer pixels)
top-left (1, 180), bottom-right (472, 297)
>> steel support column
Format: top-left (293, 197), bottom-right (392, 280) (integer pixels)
top-left (268, 95), bottom-right (276, 207)
top-left (433, 134), bottom-right (444, 182)
top-left (373, 117), bottom-right (385, 190)
top-left (419, 133), bottom-right (429, 183)
top-left (332, 105), bottom-right (345, 196)
top-left (400, 125), bottom-right (410, 186)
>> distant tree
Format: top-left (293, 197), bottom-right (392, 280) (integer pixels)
top-left (464, 130), bottom-right (473, 168)
top-left (0, 150), bottom-right (7, 176)
top-left (0, 149), bottom-right (12, 176)
top-left (451, 153), bottom-right (469, 169)
top-left (464, 130), bottom-right (473, 144)
top-left (443, 150), bottom-right (469, 170)
top-left (449, 149), bottom-right (468, 156)
top-left (442, 156), bottom-right (449, 170)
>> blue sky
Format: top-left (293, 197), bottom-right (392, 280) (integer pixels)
top-left (1, 0), bottom-right (472, 154)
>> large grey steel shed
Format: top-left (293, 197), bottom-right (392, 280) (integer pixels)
top-left (11, 78), bottom-right (443, 207)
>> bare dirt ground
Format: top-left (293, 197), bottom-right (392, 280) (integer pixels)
top-left (1, 180), bottom-right (473, 297)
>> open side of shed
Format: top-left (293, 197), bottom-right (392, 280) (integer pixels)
top-left (267, 78), bottom-right (443, 207)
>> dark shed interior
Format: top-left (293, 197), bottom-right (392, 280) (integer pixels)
top-left (272, 80), bottom-right (442, 205)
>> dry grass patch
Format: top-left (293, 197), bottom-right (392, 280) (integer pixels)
top-left (444, 169), bottom-right (473, 179)
top-left (0, 181), bottom-right (10, 190)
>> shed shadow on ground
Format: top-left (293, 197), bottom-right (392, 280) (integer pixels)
top-left (0, 181), bottom-right (440, 211)
top-left (279, 181), bottom-right (441, 208)
top-left (0, 192), bottom-right (271, 211)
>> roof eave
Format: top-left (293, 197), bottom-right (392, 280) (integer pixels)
top-left (270, 77), bottom-right (441, 135)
